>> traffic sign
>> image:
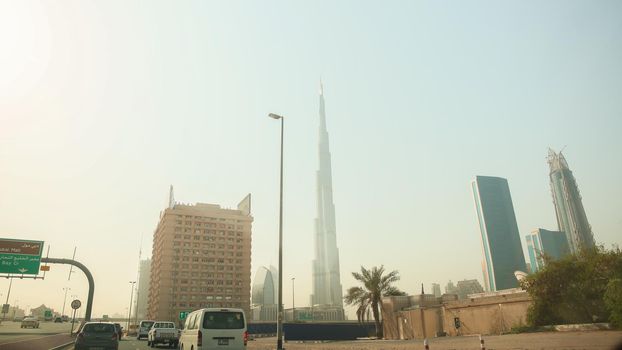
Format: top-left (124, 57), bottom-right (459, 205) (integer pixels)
top-left (71, 299), bottom-right (82, 310)
top-left (0, 238), bottom-right (44, 275)
top-left (1, 304), bottom-right (9, 314)
top-left (179, 311), bottom-right (190, 320)
top-left (45, 310), bottom-right (52, 318)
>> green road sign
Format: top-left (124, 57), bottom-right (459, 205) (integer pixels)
top-left (179, 311), bottom-right (190, 320)
top-left (45, 310), bottom-right (52, 318)
top-left (0, 238), bottom-right (44, 275)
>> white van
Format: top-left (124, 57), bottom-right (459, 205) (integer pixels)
top-left (179, 308), bottom-right (248, 350)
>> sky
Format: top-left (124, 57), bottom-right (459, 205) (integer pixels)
top-left (0, 0), bottom-right (621, 319)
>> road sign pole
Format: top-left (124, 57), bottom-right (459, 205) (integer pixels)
top-left (1, 278), bottom-right (13, 323)
top-left (70, 308), bottom-right (76, 334)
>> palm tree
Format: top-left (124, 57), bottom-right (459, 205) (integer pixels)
top-left (343, 265), bottom-right (406, 338)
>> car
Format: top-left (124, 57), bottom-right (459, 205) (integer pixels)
top-left (13, 316), bottom-right (24, 322)
top-left (54, 317), bottom-right (63, 323)
top-left (21, 317), bottom-right (40, 329)
top-left (137, 320), bottom-right (155, 340)
top-left (179, 308), bottom-right (248, 350)
top-left (62, 315), bottom-right (69, 322)
top-left (147, 321), bottom-right (179, 348)
top-left (74, 322), bottom-right (119, 350)
top-left (114, 323), bottom-right (123, 340)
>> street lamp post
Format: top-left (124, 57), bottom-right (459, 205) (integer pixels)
top-left (61, 287), bottom-right (71, 317)
top-left (269, 112), bottom-right (285, 350)
top-left (127, 282), bottom-right (136, 331)
top-left (292, 278), bottom-right (295, 322)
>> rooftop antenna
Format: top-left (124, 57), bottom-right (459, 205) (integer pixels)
top-left (168, 185), bottom-right (175, 209)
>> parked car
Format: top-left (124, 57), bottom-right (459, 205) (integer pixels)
top-left (74, 322), bottom-right (119, 350)
top-left (148, 321), bottom-right (179, 348)
top-left (62, 315), bottom-right (69, 322)
top-left (21, 317), bottom-right (40, 328)
top-left (54, 317), bottom-right (63, 323)
top-left (179, 308), bottom-right (248, 350)
top-left (114, 323), bottom-right (123, 340)
top-left (13, 316), bottom-right (24, 322)
top-left (137, 320), bottom-right (155, 340)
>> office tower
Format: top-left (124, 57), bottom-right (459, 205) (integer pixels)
top-left (250, 266), bottom-right (278, 321)
top-left (548, 149), bottom-right (595, 254)
top-left (472, 176), bottom-right (527, 291)
top-left (455, 279), bottom-right (485, 299)
top-left (445, 281), bottom-right (457, 295)
top-left (310, 83), bottom-right (344, 321)
top-left (431, 283), bottom-right (441, 297)
top-left (136, 259), bottom-right (151, 319)
top-left (148, 188), bottom-right (252, 321)
top-left (525, 228), bottom-right (570, 273)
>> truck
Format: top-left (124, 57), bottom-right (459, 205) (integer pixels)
top-left (147, 321), bottom-right (179, 348)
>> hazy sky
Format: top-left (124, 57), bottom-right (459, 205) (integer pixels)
top-left (1, 0), bottom-right (621, 319)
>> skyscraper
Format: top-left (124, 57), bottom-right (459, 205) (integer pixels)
top-left (250, 266), bottom-right (278, 321)
top-left (548, 149), bottom-right (595, 254)
top-left (526, 228), bottom-right (570, 273)
top-left (431, 283), bottom-right (441, 297)
top-left (472, 176), bottom-right (527, 291)
top-left (136, 259), bottom-right (151, 319)
top-left (311, 83), bottom-right (344, 316)
top-left (148, 188), bottom-right (252, 321)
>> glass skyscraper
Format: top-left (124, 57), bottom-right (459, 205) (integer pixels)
top-left (548, 149), bottom-right (594, 254)
top-left (472, 176), bottom-right (527, 291)
top-left (525, 228), bottom-right (570, 273)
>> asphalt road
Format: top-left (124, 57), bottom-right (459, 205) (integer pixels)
top-left (66, 337), bottom-right (162, 350)
top-left (0, 320), bottom-right (77, 345)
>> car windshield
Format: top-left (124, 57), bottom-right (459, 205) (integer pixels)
top-left (155, 322), bottom-right (175, 328)
top-left (83, 323), bottom-right (115, 333)
top-left (203, 312), bottom-right (244, 329)
top-left (141, 321), bottom-right (154, 328)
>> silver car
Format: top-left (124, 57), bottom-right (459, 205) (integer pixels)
top-left (74, 322), bottom-right (119, 350)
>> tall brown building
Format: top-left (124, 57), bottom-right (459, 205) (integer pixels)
top-left (148, 189), bottom-right (252, 321)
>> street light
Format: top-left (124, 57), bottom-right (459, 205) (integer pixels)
top-left (61, 287), bottom-right (71, 317)
top-left (269, 112), bottom-right (285, 350)
top-left (292, 277), bottom-right (295, 321)
top-left (127, 281), bottom-right (136, 331)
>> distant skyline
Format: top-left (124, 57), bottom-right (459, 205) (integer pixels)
top-left (1, 1), bottom-right (621, 318)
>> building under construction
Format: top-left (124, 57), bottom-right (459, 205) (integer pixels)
top-left (548, 149), bottom-right (595, 254)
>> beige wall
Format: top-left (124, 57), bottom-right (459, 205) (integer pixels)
top-left (442, 292), bottom-right (531, 336)
top-left (383, 291), bottom-right (531, 340)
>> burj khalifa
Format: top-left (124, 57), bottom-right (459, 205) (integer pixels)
top-left (310, 83), bottom-right (344, 313)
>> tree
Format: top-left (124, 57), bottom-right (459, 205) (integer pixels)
top-left (604, 278), bottom-right (622, 328)
top-left (521, 246), bottom-right (622, 326)
top-left (343, 265), bottom-right (406, 338)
